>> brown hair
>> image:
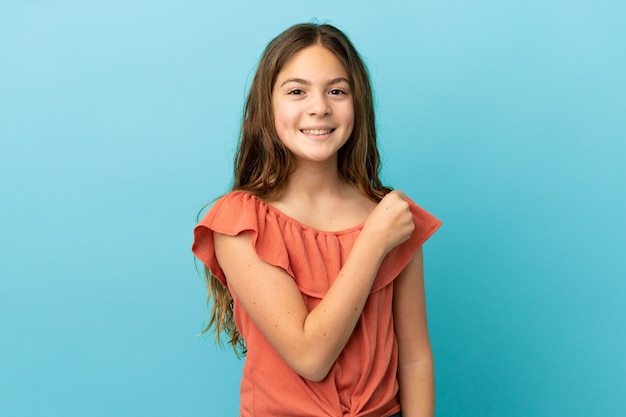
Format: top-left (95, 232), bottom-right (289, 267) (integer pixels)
top-left (203, 23), bottom-right (391, 355)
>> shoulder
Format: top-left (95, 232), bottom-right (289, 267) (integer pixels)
top-left (193, 191), bottom-right (261, 260)
top-left (192, 190), bottom-right (291, 281)
top-left (207, 190), bottom-right (256, 214)
top-left (197, 191), bottom-right (261, 230)
top-left (193, 190), bottom-right (295, 281)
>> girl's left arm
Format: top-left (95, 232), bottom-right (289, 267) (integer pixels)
top-left (393, 247), bottom-right (435, 417)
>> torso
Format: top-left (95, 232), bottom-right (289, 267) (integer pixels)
top-left (193, 190), bottom-right (441, 416)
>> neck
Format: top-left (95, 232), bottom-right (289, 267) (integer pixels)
top-left (283, 158), bottom-right (348, 200)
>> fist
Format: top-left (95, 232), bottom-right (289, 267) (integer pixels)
top-left (363, 190), bottom-right (415, 255)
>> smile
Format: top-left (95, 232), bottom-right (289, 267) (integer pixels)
top-left (300, 128), bottom-right (334, 135)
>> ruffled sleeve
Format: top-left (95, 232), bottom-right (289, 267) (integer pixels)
top-left (192, 191), bottom-right (293, 286)
top-left (371, 198), bottom-right (442, 292)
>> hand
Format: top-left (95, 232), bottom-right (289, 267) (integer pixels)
top-left (361, 190), bottom-right (415, 255)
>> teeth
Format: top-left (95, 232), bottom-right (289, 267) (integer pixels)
top-left (301, 129), bottom-right (333, 135)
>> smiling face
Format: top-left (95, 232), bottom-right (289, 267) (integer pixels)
top-left (272, 45), bottom-right (355, 166)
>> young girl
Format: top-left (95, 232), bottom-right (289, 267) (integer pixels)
top-left (192, 23), bottom-right (441, 417)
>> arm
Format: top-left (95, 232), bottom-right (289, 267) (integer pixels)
top-left (393, 247), bottom-right (435, 417)
top-left (214, 191), bottom-right (414, 381)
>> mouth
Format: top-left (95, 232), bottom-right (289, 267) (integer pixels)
top-left (300, 128), bottom-right (335, 135)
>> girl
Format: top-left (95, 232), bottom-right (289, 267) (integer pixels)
top-left (192, 23), bottom-right (441, 417)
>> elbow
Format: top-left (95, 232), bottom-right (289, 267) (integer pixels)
top-left (290, 356), bottom-right (333, 382)
top-left (278, 330), bottom-right (339, 382)
top-left (297, 367), bottom-right (330, 383)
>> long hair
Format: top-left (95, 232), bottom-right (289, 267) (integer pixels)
top-left (204, 23), bottom-right (391, 355)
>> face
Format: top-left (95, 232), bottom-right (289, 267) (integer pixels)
top-left (272, 45), bottom-right (354, 166)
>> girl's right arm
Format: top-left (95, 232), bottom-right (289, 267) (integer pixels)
top-left (213, 190), bottom-right (414, 382)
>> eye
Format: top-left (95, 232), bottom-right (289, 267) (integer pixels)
top-left (288, 89), bottom-right (305, 95)
top-left (329, 89), bottom-right (346, 95)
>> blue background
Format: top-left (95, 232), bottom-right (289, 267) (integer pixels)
top-left (1, 1), bottom-right (624, 416)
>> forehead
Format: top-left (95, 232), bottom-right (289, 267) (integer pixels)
top-left (276, 45), bottom-right (349, 84)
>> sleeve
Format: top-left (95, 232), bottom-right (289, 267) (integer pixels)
top-left (372, 198), bottom-right (441, 292)
top-left (191, 191), bottom-right (293, 286)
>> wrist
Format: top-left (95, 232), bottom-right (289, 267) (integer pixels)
top-left (355, 228), bottom-right (388, 260)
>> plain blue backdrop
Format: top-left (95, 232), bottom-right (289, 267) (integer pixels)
top-left (1, 1), bottom-right (624, 416)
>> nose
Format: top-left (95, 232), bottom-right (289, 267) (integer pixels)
top-left (307, 92), bottom-right (331, 117)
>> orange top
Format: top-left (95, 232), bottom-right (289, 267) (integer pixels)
top-left (193, 191), bottom-right (441, 417)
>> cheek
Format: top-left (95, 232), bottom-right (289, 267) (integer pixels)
top-left (272, 99), bottom-right (284, 138)
top-left (344, 104), bottom-right (355, 134)
top-left (273, 108), bottom-right (287, 140)
top-left (273, 102), bottom-right (299, 135)
top-left (274, 104), bottom-right (291, 143)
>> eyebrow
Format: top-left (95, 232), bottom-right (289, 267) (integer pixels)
top-left (279, 77), bottom-right (350, 87)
